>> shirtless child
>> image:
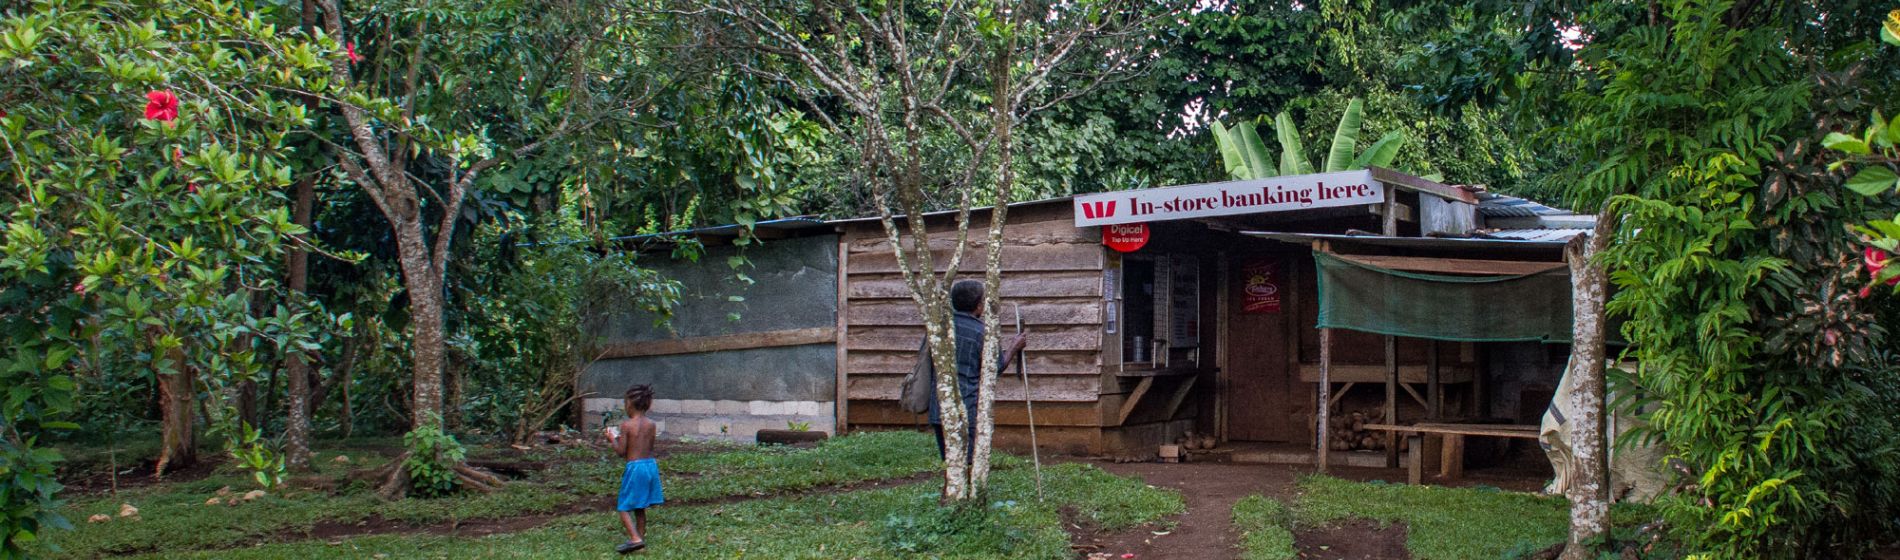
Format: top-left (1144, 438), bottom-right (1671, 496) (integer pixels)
top-left (605, 385), bottom-right (663, 554)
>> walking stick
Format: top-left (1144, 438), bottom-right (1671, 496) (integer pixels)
top-left (1016, 303), bottom-right (1044, 501)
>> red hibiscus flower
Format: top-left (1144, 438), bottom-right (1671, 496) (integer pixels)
top-left (144, 90), bottom-right (179, 122)
top-left (346, 42), bottom-right (364, 64)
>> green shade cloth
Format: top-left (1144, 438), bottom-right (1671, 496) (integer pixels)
top-left (1314, 251), bottom-right (1573, 343)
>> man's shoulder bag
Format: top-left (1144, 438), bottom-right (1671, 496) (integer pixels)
top-left (898, 339), bottom-right (934, 414)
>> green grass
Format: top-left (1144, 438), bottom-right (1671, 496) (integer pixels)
top-left (658, 430), bottom-right (944, 501)
top-left (1294, 476), bottom-right (1566, 560)
top-left (1232, 495), bottom-right (1296, 560)
top-left (1295, 476), bottom-right (1669, 560)
top-left (37, 431), bottom-right (945, 558)
top-left (142, 462), bottom-right (1181, 559)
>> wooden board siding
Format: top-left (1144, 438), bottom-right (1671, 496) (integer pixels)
top-left (838, 204), bottom-right (1108, 450)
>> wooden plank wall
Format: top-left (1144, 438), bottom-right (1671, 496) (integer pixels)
top-left (839, 203), bottom-right (1108, 453)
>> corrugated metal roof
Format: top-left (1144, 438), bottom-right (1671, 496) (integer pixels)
top-left (826, 195), bottom-right (1075, 225)
top-left (1242, 231), bottom-right (1573, 249)
top-left (1478, 192), bottom-right (1571, 218)
top-left (1480, 228), bottom-right (1589, 243)
top-left (605, 216), bottom-right (832, 244)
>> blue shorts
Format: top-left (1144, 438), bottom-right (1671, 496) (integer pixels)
top-left (616, 458), bottom-right (664, 511)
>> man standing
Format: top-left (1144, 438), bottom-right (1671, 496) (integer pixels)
top-left (928, 279), bottom-right (1029, 464)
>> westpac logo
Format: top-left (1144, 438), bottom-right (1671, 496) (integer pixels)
top-left (1079, 200), bottom-right (1117, 219)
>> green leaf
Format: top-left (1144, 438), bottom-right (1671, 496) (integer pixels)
top-left (1845, 166), bottom-right (1899, 196)
top-left (1823, 132), bottom-right (1870, 155)
top-left (1352, 131), bottom-right (1405, 169)
top-left (1273, 112), bottom-right (1311, 176)
top-left (1211, 121), bottom-right (1250, 180)
top-left (1324, 98), bottom-right (1364, 172)
top-left (1235, 121), bottom-right (1275, 180)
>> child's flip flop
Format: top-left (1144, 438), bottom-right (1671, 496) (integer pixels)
top-left (616, 540), bottom-right (646, 554)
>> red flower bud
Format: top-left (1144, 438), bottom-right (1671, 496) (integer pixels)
top-left (73, 282), bottom-right (86, 295)
top-left (346, 42), bottom-right (364, 64)
top-left (144, 90), bottom-right (179, 122)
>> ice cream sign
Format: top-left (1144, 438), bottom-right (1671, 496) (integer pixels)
top-left (1073, 170), bottom-right (1385, 227)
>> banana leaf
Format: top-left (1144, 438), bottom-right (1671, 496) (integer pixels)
top-left (1351, 130), bottom-right (1405, 169)
top-left (1324, 98), bottom-right (1364, 172)
top-left (1274, 112), bottom-right (1313, 176)
top-left (1235, 120), bottom-right (1276, 179)
top-left (1212, 121), bottom-right (1250, 180)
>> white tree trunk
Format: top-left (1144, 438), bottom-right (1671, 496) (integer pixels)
top-left (968, 39), bottom-right (1018, 492)
top-left (1561, 214), bottom-right (1614, 560)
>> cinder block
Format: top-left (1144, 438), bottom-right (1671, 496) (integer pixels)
top-left (679, 400), bottom-right (716, 414)
top-left (748, 400), bottom-right (780, 415)
top-left (649, 399), bottom-right (682, 414)
top-left (797, 401), bottom-right (834, 418)
top-left (583, 398), bottom-right (619, 413)
top-left (714, 400), bottom-right (748, 415)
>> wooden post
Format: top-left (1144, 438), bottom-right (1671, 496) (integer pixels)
top-left (1317, 327), bottom-right (1332, 472)
top-left (1427, 342), bottom-right (1442, 420)
top-left (1407, 435), bottom-right (1424, 485)
top-left (1381, 189), bottom-right (1401, 469)
top-left (1215, 254), bottom-right (1229, 442)
top-left (835, 237), bottom-right (850, 434)
top-left (1385, 338), bottom-right (1399, 468)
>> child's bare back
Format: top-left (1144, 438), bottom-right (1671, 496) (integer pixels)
top-left (614, 416), bottom-right (655, 461)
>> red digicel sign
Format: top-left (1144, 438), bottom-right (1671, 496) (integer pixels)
top-left (1103, 223), bottom-right (1149, 253)
top-left (1073, 170), bottom-right (1386, 227)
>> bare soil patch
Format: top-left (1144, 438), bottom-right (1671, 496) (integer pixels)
top-left (62, 456), bottom-right (225, 495)
top-left (1294, 519), bottom-right (1410, 560)
top-left (1077, 459), bottom-right (1303, 560)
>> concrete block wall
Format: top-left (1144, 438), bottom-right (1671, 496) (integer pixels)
top-left (584, 398), bottom-right (836, 442)
top-left (577, 235), bottom-right (842, 442)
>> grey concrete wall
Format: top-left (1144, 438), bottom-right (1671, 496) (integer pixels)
top-left (579, 345), bottom-right (836, 402)
top-left (580, 234), bottom-right (840, 439)
top-left (603, 234), bottom-right (839, 340)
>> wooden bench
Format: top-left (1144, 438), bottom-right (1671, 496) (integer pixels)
top-left (1362, 423), bottom-right (1540, 485)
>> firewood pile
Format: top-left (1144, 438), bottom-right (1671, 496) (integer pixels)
top-left (1325, 409), bottom-right (1409, 452)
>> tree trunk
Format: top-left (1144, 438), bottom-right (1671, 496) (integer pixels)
top-left (155, 347), bottom-right (197, 477)
top-left (235, 380), bottom-right (258, 430)
top-left (393, 212), bottom-right (447, 429)
top-left (1560, 214), bottom-right (1614, 560)
top-left (967, 35), bottom-right (1019, 493)
top-left (284, 176), bottom-right (315, 471)
top-left (444, 347), bottom-right (464, 430)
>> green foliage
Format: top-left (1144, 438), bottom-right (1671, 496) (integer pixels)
top-left (0, 0), bottom-right (335, 554)
top-left (1233, 495), bottom-right (1296, 560)
top-left (1504, 1), bottom-right (1900, 556)
top-left (456, 215), bottom-right (682, 441)
top-left (227, 423), bottom-right (286, 490)
top-left (401, 424), bottom-right (466, 498)
top-left (1211, 99), bottom-right (1409, 181)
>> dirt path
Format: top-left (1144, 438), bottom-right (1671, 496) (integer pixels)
top-left (1076, 461), bottom-right (1304, 560)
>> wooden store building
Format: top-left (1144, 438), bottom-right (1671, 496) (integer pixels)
top-left (831, 168), bottom-right (1588, 465)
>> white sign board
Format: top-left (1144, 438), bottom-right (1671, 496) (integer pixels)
top-left (1072, 170), bottom-right (1386, 227)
